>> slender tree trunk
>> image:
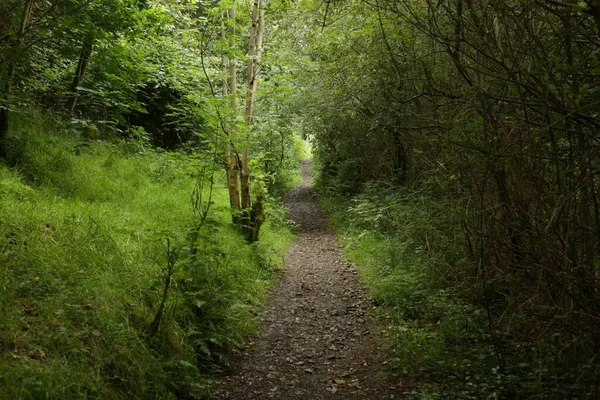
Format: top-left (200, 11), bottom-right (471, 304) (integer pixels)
top-left (0, 0), bottom-right (33, 157)
top-left (149, 239), bottom-right (176, 337)
top-left (241, 0), bottom-right (268, 242)
top-left (67, 34), bottom-right (94, 114)
top-left (252, 0), bottom-right (267, 95)
top-left (241, 0), bottom-right (261, 213)
top-left (222, 0), bottom-right (267, 241)
top-left (221, 15), bottom-right (228, 97)
top-left (225, 5), bottom-right (241, 224)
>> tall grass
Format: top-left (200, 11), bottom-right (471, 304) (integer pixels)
top-left (0, 110), bottom-right (296, 399)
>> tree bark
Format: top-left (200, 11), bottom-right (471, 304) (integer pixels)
top-left (237, 0), bottom-right (268, 242)
top-left (252, 0), bottom-right (267, 95)
top-left (225, 5), bottom-right (241, 224)
top-left (241, 0), bottom-right (261, 213)
top-left (67, 34), bottom-right (94, 114)
top-left (222, 0), bottom-right (267, 242)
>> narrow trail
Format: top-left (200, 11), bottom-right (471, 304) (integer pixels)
top-left (220, 160), bottom-right (406, 399)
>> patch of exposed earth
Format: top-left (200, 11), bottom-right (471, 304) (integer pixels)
top-left (219, 160), bottom-right (408, 399)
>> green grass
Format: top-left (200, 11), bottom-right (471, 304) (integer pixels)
top-left (317, 180), bottom-right (510, 399)
top-left (0, 110), bottom-right (296, 399)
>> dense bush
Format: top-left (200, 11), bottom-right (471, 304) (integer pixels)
top-left (273, 0), bottom-right (600, 396)
top-left (319, 179), bottom-right (577, 398)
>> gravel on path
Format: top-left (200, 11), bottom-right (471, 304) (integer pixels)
top-left (219, 160), bottom-right (407, 399)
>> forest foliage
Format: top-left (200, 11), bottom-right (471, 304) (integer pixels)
top-left (1, 111), bottom-right (298, 398)
top-left (272, 0), bottom-right (600, 397)
top-left (2, 0), bottom-right (600, 398)
top-left (0, 0), bottom-right (305, 398)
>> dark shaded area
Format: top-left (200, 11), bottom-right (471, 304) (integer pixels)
top-left (125, 82), bottom-right (198, 150)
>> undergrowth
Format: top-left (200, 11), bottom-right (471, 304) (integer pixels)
top-left (317, 174), bottom-right (545, 399)
top-left (0, 110), bottom-right (297, 399)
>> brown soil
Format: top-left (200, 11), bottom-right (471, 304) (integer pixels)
top-left (219, 160), bottom-right (407, 399)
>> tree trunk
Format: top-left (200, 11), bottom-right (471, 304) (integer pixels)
top-left (0, 0), bottom-right (33, 157)
top-left (67, 34), bottom-right (94, 114)
top-left (241, 0), bottom-right (261, 214)
top-left (225, 5), bottom-right (241, 224)
top-left (240, 0), bottom-right (267, 242)
top-left (222, 0), bottom-right (267, 242)
top-left (252, 0), bottom-right (267, 96)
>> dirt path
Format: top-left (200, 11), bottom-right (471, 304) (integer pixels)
top-left (220, 160), bottom-right (406, 399)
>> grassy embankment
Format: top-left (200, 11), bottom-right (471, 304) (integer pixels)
top-left (0, 110), bottom-right (302, 399)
